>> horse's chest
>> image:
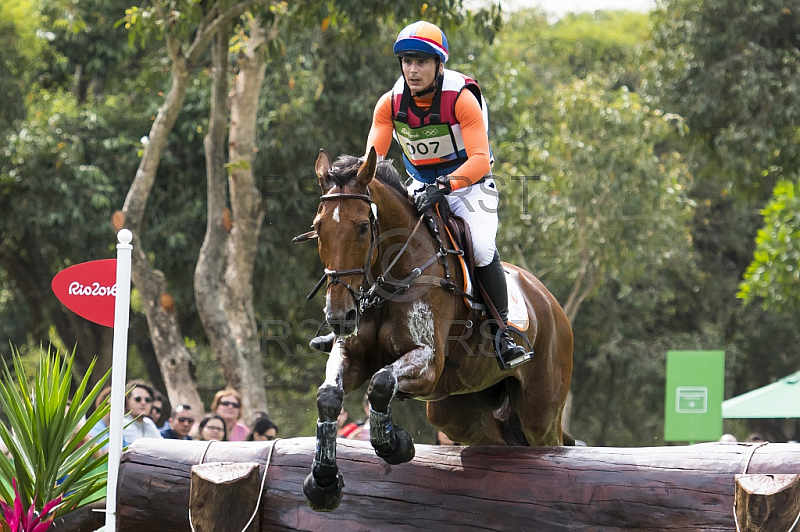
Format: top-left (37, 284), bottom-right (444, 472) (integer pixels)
top-left (379, 301), bottom-right (435, 354)
top-left (405, 301), bottom-right (435, 345)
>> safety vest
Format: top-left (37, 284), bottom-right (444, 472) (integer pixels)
top-left (391, 69), bottom-right (492, 184)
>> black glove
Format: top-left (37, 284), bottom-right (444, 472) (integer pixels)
top-left (414, 177), bottom-right (452, 214)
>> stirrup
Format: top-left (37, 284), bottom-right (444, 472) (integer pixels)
top-left (310, 332), bottom-right (336, 353)
top-left (495, 329), bottom-right (533, 371)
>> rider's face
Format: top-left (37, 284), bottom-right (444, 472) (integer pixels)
top-left (402, 57), bottom-right (440, 94)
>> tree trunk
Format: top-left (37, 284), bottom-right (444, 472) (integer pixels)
top-left (120, 57), bottom-right (204, 415)
top-left (117, 439), bottom-right (800, 531)
top-left (194, 29), bottom-right (244, 401)
top-left (118, 1), bottom-right (263, 416)
top-left (195, 15), bottom-right (269, 422)
top-left (224, 15), bottom-right (269, 419)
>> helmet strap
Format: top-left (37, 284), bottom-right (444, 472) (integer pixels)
top-left (395, 58), bottom-right (444, 123)
top-left (396, 82), bottom-right (411, 122)
top-left (413, 58), bottom-right (442, 98)
top-left (398, 57), bottom-right (443, 98)
top-left (413, 85), bottom-right (436, 98)
top-left (395, 71), bottom-right (444, 125)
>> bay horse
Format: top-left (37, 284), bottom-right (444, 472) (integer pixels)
top-left (302, 148), bottom-right (573, 511)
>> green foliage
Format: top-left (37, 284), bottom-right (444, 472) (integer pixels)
top-left (651, 0), bottom-right (800, 191)
top-left (738, 179), bottom-right (800, 312)
top-left (651, 0), bottom-right (800, 316)
top-left (0, 0), bottom-right (43, 131)
top-left (0, 346), bottom-right (111, 519)
top-left (509, 77), bottom-right (694, 296)
top-left (0, 0), bottom-right (44, 75)
top-left (0, 89), bottom-right (134, 346)
top-left (547, 10), bottom-right (650, 81)
top-left (38, 0), bottom-right (143, 101)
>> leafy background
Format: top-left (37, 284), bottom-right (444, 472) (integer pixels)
top-left (1, 0), bottom-right (799, 447)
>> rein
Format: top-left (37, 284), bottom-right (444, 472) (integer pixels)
top-left (303, 189), bottom-right (466, 315)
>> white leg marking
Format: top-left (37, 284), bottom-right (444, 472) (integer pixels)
top-left (322, 343), bottom-right (345, 388)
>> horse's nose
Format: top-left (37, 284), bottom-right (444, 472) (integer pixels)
top-left (327, 308), bottom-right (358, 336)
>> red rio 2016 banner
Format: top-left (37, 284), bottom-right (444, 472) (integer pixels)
top-left (51, 259), bottom-right (117, 328)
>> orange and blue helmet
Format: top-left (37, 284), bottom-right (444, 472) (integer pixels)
top-left (393, 21), bottom-right (449, 63)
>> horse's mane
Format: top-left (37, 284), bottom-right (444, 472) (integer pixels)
top-left (329, 154), bottom-right (407, 196)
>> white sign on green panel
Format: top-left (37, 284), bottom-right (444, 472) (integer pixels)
top-left (664, 351), bottom-right (724, 442)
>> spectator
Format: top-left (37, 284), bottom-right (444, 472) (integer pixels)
top-left (210, 389), bottom-right (250, 441)
top-left (746, 432), bottom-right (766, 443)
top-left (197, 414), bottom-right (227, 442)
top-left (123, 380), bottom-right (163, 444)
top-left (148, 390), bottom-right (165, 428)
top-left (719, 433), bottom-right (737, 443)
top-left (338, 406), bottom-right (358, 438)
top-left (434, 430), bottom-right (458, 446)
top-left (160, 405), bottom-right (194, 440)
top-left (346, 393), bottom-right (371, 442)
top-left (248, 417), bottom-right (278, 441)
top-left (87, 386), bottom-right (113, 454)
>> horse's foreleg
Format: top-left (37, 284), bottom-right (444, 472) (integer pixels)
top-left (304, 348), bottom-right (347, 512)
top-left (367, 346), bottom-right (438, 465)
top-left (366, 367), bottom-right (414, 465)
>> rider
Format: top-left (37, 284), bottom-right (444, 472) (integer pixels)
top-left (311, 21), bottom-right (528, 369)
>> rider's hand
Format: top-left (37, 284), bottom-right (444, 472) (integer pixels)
top-left (414, 177), bottom-right (452, 214)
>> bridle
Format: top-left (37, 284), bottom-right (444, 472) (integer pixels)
top-left (304, 188), bottom-right (450, 318)
top-left (305, 191), bottom-right (380, 315)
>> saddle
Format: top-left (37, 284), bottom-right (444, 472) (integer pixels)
top-left (433, 204), bottom-right (504, 326)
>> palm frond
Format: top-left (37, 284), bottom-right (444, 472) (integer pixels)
top-left (0, 346), bottom-right (111, 519)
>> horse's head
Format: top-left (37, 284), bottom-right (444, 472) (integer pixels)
top-left (313, 148), bottom-right (379, 337)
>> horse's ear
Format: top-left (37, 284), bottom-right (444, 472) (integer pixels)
top-left (357, 146), bottom-right (377, 187)
top-left (315, 149), bottom-right (331, 189)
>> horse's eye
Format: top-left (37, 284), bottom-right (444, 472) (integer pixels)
top-left (359, 222), bottom-right (369, 236)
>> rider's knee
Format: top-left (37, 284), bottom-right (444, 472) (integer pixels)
top-left (473, 243), bottom-right (498, 267)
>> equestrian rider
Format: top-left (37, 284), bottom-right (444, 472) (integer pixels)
top-left (311, 21), bottom-right (528, 369)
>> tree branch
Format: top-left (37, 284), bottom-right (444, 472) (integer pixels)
top-left (185, 0), bottom-right (265, 66)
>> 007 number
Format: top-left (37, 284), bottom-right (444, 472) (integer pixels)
top-left (406, 141), bottom-right (440, 156)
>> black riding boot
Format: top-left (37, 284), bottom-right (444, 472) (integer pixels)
top-left (310, 332), bottom-right (336, 353)
top-left (475, 252), bottom-right (532, 370)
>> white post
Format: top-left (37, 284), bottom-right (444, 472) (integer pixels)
top-left (104, 229), bottom-right (133, 532)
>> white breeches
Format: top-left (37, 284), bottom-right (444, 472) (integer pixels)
top-left (409, 177), bottom-right (499, 267)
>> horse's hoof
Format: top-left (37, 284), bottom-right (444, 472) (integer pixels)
top-left (303, 471), bottom-right (345, 512)
top-left (375, 427), bottom-right (416, 465)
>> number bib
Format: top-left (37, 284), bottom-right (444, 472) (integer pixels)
top-left (393, 120), bottom-right (457, 165)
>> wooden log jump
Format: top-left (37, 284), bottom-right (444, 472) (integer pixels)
top-left (114, 438), bottom-right (800, 531)
top-left (735, 474), bottom-right (800, 531)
